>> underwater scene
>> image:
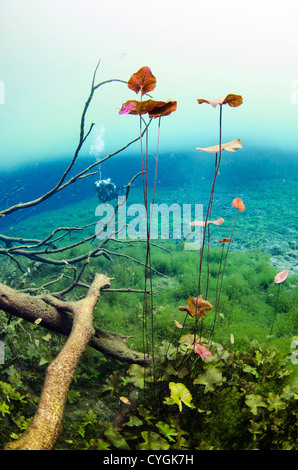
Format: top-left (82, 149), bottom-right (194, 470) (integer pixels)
top-left (0, 1), bottom-right (297, 454)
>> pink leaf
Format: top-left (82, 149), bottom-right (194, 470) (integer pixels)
top-left (119, 101), bottom-right (137, 115)
top-left (189, 342), bottom-right (213, 360)
top-left (274, 269), bottom-right (289, 284)
top-left (189, 217), bottom-right (224, 227)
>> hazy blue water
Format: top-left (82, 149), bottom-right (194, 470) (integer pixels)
top-left (0, 147), bottom-right (297, 272)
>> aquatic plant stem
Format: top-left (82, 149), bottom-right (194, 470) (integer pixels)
top-left (209, 209), bottom-right (238, 342)
top-left (264, 283), bottom-right (281, 352)
top-left (197, 106), bottom-right (223, 295)
top-left (195, 106), bottom-right (223, 341)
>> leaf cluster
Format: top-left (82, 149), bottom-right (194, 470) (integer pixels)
top-left (82, 339), bottom-right (297, 450)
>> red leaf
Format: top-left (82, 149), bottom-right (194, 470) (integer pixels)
top-left (218, 238), bottom-right (232, 243)
top-left (127, 66), bottom-right (156, 96)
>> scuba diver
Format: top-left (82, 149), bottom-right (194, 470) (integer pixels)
top-left (95, 178), bottom-right (126, 203)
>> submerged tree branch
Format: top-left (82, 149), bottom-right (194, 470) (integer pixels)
top-left (0, 281), bottom-right (149, 365)
top-left (5, 273), bottom-right (112, 450)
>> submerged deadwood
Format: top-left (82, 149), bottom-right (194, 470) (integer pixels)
top-left (0, 282), bottom-right (148, 365)
top-left (3, 274), bottom-right (145, 450)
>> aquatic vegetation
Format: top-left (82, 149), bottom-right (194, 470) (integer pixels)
top-left (80, 339), bottom-right (297, 450)
top-left (0, 63), bottom-right (296, 451)
top-left (119, 65), bottom-right (177, 362)
top-left (265, 268), bottom-right (290, 352)
top-left (195, 93), bottom-right (243, 301)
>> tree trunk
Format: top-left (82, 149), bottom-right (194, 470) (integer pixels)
top-left (5, 274), bottom-right (109, 450)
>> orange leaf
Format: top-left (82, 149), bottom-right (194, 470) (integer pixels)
top-left (127, 66), bottom-right (156, 96)
top-left (274, 269), bottom-right (289, 284)
top-left (222, 94), bottom-right (243, 107)
top-left (119, 99), bottom-right (177, 117)
top-left (197, 94), bottom-right (243, 108)
top-left (197, 97), bottom-right (225, 108)
top-left (148, 100), bottom-right (177, 118)
top-left (218, 238), bottom-right (232, 243)
top-left (232, 198), bottom-right (245, 212)
top-left (120, 396), bottom-right (131, 405)
top-left (119, 99), bottom-right (154, 115)
top-left (196, 138), bottom-right (242, 153)
top-left (186, 296), bottom-right (213, 318)
top-left (174, 320), bottom-right (183, 329)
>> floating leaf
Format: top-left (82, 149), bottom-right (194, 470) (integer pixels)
top-left (119, 396), bottom-right (131, 405)
top-left (119, 99), bottom-right (154, 115)
top-left (189, 217), bottom-right (224, 227)
top-left (274, 269), bottom-right (289, 284)
top-left (119, 99), bottom-right (177, 117)
top-left (187, 296), bottom-right (213, 318)
top-left (174, 320), bottom-right (183, 328)
top-left (128, 66), bottom-right (156, 96)
top-left (189, 343), bottom-right (213, 360)
top-left (218, 238), bottom-right (232, 244)
top-left (197, 94), bottom-right (243, 108)
top-left (164, 382), bottom-right (195, 412)
top-left (222, 94), bottom-right (243, 107)
top-left (178, 296), bottom-right (210, 318)
top-left (232, 197), bottom-right (245, 212)
top-left (147, 100), bottom-right (177, 118)
top-left (196, 138), bottom-right (242, 153)
top-left (193, 368), bottom-right (225, 393)
top-left (118, 101), bottom-right (137, 115)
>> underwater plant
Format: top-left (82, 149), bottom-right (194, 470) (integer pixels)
top-left (177, 95), bottom-right (243, 347)
top-left (119, 66), bottom-right (177, 362)
top-left (0, 62), bottom-right (296, 452)
top-left (195, 94), bottom-right (243, 295)
top-left (265, 268), bottom-right (290, 352)
top-left (209, 197), bottom-right (246, 339)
